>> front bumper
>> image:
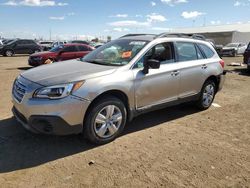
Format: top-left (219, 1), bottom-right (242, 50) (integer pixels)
top-left (12, 95), bottom-right (91, 135)
top-left (12, 107), bottom-right (83, 135)
top-left (12, 76), bottom-right (91, 135)
top-left (218, 71), bottom-right (227, 91)
top-left (28, 57), bottom-right (44, 66)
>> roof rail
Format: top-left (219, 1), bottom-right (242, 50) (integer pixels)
top-left (120, 34), bottom-right (156, 38)
top-left (155, 33), bottom-right (206, 40)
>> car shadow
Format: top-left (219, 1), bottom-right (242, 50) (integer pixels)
top-left (229, 67), bottom-right (250, 76)
top-left (17, 67), bottom-right (32, 70)
top-left (0, 104), bottom-right (199, 173)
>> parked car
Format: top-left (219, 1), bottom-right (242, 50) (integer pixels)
top-left (0, 39), bottom-right (41, 56)
top-left (70, 40), bottom-right (89, 45)
top-left (39, 41), bottom-right (53, 51)
top-left (28, 43), bottom-right (94, 66)
top-left (222, 43), bottom-right (247, 57)
top-left (243, 42), bottom-right (250, 71)
top-left (12, 33), bottom-right (226, 144)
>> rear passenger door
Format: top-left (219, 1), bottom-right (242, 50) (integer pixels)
top-left (175, 42), bottom-right (207, 98)
top-left (14, 40), bottom-right (27, 54)
top-left (59, 46), bottom-right (78, 61)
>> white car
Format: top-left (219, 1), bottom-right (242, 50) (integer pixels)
top-left (222, 43), bottom-right (247, 57)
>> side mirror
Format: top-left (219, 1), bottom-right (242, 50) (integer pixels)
top-left (142, 59), bottom-right (160, 74)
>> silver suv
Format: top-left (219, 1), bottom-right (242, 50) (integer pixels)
top-left (12, 33), bottom-right (226, 144)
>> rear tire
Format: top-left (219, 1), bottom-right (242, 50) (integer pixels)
top-left (196, 80), bottom-right (216, 110)
top-left (83, 96), bottom-right (127, 145)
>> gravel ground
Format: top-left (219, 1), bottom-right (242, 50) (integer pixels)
top-left (0, 55), bottom-right (249, 188)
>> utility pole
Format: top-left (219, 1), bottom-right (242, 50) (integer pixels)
top-left (49, 28), bottom-right (52, 41)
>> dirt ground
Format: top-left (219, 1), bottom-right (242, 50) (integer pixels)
top-left (0, 55), bottom-right (249, 188)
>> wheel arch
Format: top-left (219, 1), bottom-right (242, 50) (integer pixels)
top-left (83, 89), bottom-right (132, 129)
top-left (204, 75), bottom-right (219, 93)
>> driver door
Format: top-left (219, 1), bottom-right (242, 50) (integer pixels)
top-left (132, 42), bottom-right (180, 109)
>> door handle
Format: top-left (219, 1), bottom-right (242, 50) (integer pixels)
top-left (171, 70), bottom-right (180, 76)
top-left (201, 64), bottom-right (207, 69)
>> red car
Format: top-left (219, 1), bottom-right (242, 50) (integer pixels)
top-left (28, 43), bottom-right (94, 66)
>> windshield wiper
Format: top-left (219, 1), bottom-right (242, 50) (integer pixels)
top-left (82, 59), bottom-right (123, 66)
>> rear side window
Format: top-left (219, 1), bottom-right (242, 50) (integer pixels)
top-left (176, 42), bottom-right (198, 62)
top-left (198, 43), bottom-right (215, 58)
top-left (63, 46), bottom-right (77, 52)
top-left (77, 45), bottom-right (89, 51)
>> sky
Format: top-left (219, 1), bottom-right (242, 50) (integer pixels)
top-left (0, 0), bottom-right (249, 40)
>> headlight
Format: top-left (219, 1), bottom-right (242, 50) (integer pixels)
top-left (33, 81), bottom-right (84, 99)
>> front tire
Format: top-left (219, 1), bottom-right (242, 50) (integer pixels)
top-left (5, 50), bottom-right (14, 57)
top-left (196, 80), bottom-right (216, 110)
top-left (84, 96), bottom-right (127, 144)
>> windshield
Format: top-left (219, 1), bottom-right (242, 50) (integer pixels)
top-left (225, 43), bottom-right (238, 47)
top-left (82, 39), bottom-right (148, 66)
top-left (50, 45), bottom-right (64, 52)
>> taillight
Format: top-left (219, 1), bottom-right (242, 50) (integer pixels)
top-left (219, 60), bottom-right (224, 69)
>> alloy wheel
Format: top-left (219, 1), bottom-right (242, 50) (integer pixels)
top-left (94, 105), bottom-right (123, 138)
top-left (202, 84), bottom-right (215, 107)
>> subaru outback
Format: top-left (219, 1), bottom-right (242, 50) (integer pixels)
top-left (12, 33), bottom-right (226, 144)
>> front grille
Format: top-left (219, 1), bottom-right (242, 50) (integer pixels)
top-left (12, 79), bottom-right (27, 103)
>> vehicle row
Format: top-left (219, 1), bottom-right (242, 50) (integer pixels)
top-left (0, 38), bottom-right (104, 57)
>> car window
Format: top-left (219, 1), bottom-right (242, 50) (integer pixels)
top-left (63, 46), bottom-right (78, 52)
top-left (198, 43), bottom-right (215, 58)
top-left (77, 45), bottom-right (89, 51)
top-left (176, 42), bottom-right (198, 62)
top-left (135, 42), bottom-right (175, 68)
top-left (17, 40), bottom-right (26, 45)
top-left (196, 45), bottom-right (205, 59)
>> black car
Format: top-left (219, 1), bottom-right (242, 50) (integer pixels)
top-left (0, 39), bottom-right (41, 56)
top-left (70, 40), bottom-right (89, 45)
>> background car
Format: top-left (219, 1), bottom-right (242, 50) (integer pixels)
top-left (243, 42), bottom-right (250, 71)
top-left (39, 41), bottom-right (53, 51)
top-left (222, 43), bottom-right (247, 57)
top-left (0, 39), bottom-right (41, 57)
top-left (28, 43), bottom-right (94, 66)
top-left (70, 40), bottom-right (89, 45)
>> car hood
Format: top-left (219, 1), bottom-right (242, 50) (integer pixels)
top-left (21, 59), bottom-right (117, 86)
top-left (30, 51), bottom-right (56, 57)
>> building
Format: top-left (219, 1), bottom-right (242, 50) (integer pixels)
top-left (171, 23), bottom-right (250, 45)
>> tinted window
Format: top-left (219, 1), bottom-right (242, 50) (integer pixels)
top-left (26, 40), bottom-right (33, 44)
top-left (17, 40), bottom-right (26, 45)
top-left (176, 42), bottom-right (198, 62)
top-left (78, 45), bottom-right (89, 51)
top-left (63, 46), bottom-right (77, 52)
top-left (198, 44), bottom-right (215, 58)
